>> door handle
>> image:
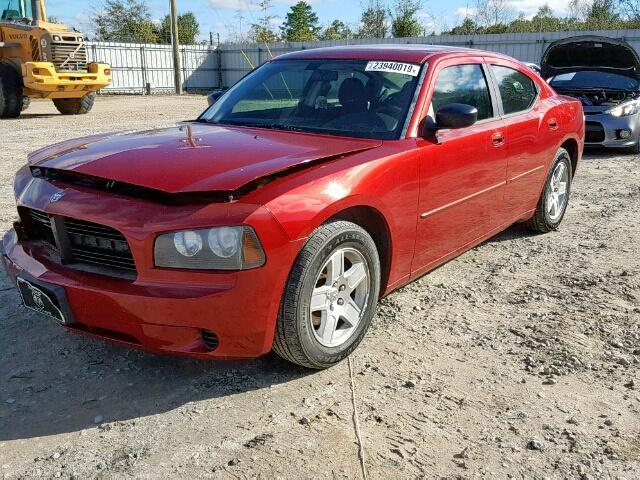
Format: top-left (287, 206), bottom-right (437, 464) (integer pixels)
top-left (547, 118), bottom-right (559, 130)
top-left (491, 131), bottom-right (505, 146)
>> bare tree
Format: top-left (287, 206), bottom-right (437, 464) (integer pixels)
top-left (232, 10), bottom-right (246, 42)
top-left (250, 0), bottom-right (279, 42)
top-left (567, 0), bottom-right (592, 20)
top-left (474, 0), bottom-right (515, 26)
top-left (256, 0), bottom-right (276, 30)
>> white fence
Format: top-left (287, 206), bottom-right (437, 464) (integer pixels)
top-left (89, 28), bottom-right (640, 93)
top-left (87, 42), bottom-right (218, 93)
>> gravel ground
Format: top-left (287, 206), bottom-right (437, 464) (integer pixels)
top-left (0, 96), bottom-right (638, 479)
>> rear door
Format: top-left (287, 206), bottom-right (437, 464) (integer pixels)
top-left (486, 61), bottom-right (558, 220)
top-left (412, 58), bottom-right (508, 276)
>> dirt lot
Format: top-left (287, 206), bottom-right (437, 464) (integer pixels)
top-left (0, 96), bottom-right (638, 479)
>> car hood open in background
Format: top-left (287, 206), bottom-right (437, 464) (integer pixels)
top-left (27, 124), bottom-right (381, 194)
top-left (541, 35), bottom-right (640, 80)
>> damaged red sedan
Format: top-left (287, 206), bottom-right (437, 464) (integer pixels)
top-left (2, 45), bottom-right (584, 368)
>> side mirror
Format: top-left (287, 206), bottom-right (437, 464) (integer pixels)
top-left (207, 90), bottom-right (225, 106)
top-left (435, 103), bottom-right (478, 129)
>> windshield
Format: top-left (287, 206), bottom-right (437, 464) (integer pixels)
top-left (549, 71), bottom-right (639, 91)
top-left (199, 59), bottom-right (423, 140)
top-left (1, 0), bottom-right (32, 20)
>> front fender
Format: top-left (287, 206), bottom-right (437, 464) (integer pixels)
top-left (248, 143), bottom-right (421, 289)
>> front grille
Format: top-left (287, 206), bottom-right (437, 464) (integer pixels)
top-left (27, 208), bottom-right (56, 246)
top-left (20, 207), bottom-right (136, 279)
top-left (51, 38), bottom-right (88, 72)
top-left (585, 121), bottom-right (605, 143)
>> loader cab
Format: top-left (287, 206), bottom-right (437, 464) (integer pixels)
top-left (0, 0), bottom-right (34, 22)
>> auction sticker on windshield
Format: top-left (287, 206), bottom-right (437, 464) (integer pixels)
top-left (365, 61), bottom-right (421, 76)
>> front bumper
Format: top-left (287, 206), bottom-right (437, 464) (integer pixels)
top-left (22, 62), bottom-right (112, 98)
top-left (2, 177), bottom-right (302, 359)
top-left (584, 112), bottom-right (640, 148)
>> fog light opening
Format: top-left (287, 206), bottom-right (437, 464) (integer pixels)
top-left (618, 129), bottom-right (632, 139)
top-left (201, 329), bottom-right (219, 351)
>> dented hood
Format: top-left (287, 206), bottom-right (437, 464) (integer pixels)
top-left (541, 35), bottom-right (640, 80)
top-left (28, 123), bottom-right (381, 194)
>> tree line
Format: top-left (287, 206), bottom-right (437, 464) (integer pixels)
top-left (446, 0), bottom-right (640, 34)
top-left (88, 0), bottom-right (640, 45)
top-left (91, 0), bottom-right (200, 44)
top-left (88, 0), bottom-right (425, 44)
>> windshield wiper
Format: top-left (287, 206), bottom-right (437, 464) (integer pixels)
top-left (190, 119), bottom-right (322, 134)
top-left (218, 121), bottom-right (308, 132)
top-left (254, 123), bottom-right (307, 132)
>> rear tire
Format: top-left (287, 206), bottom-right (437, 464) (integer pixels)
top-left (53, 93), bottom-right (96, 115)
top-left (0, 64), bottom-right (23, 119)
top-left (273, 221), bottom-right (380, 369)
top-left (525, 147), bottom-right (572, 233)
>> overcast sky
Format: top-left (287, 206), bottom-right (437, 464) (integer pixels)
top-left (45, 0), bottom-right (573, 42)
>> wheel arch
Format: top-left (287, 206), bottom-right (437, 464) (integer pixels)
top-left (327, 205), bottom-right (392, 296)
top-left (560, 137), bottom-right (580, 177)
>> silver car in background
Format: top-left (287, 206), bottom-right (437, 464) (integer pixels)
top-left (541, 36), bottom-right (640, 153)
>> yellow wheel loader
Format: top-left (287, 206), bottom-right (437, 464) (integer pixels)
top-left (0, 0), bottom-right (111, 118)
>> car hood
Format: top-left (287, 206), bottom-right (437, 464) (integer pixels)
top-left (27, 123), bottom-right (381, 194)
top-left (541, 35), bottom-right (640, 80)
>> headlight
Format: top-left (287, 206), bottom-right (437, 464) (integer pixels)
top-left (607, 99), bottom-right (640, 117)
top-left (207, 227), bottom-right (240, 258)
top-left (154, 226), bottom-right (265, 270)
top-left (173, 231), bottom-right (203, 257)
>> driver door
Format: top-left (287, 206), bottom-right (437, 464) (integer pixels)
top-left (411, 59), bottom-right (508, 277)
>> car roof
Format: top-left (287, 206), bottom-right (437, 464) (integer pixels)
top-left (275, 44), bottom-right (513, 64)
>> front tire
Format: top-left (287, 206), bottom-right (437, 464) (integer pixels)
top-left (525, 147), bottom-right (572, 233)
top-left (273, 221), bottom-right (381, 369)
top-left (0, 64), bottom-right (23, 118)
top-left (53, 93), bottom-right (96, 115)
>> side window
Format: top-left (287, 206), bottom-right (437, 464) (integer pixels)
top-left (431, 64), bottom-right (493, 121)
top-left (491, 65), bottom-right (537, 115)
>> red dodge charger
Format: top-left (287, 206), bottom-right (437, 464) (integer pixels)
top-left (2, 45), bottom-right (584, 368)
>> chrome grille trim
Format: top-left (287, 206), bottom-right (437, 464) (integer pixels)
top-left (51, 39), bottom-right (88, 72)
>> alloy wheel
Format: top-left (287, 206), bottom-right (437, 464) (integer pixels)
top-left (309, 247), bottom-right (370, 348)
top-left (547, 161), bottom-right (569, 222)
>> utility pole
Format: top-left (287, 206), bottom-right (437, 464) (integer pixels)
top-left (170, 0), bottom-right (182, 95)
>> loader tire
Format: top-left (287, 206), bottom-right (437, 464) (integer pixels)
top-left (0, 64), bottom-right (23, 119)
top-left (53, 93), bottom-right (96, 115)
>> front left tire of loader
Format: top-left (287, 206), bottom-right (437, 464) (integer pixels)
top-left (0, 64), bottom-right (24, 119)
top-left (53, 93), bottom-right (96, 115)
